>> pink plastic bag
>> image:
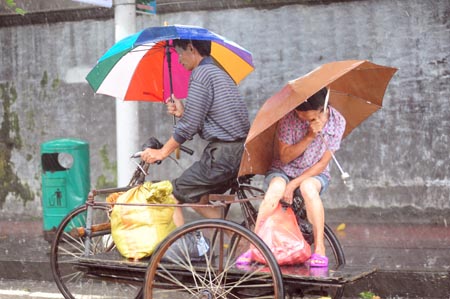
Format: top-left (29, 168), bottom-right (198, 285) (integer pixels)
top-left (252, 204), bottom-right (311, 265)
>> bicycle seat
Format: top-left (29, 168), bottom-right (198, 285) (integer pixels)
top-left (215, 175), bottom-right (255, 193)
top-left (237, 174), bottom-right (255, 185)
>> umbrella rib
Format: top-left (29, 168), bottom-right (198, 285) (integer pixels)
top-left (355, 66), bottom-right (395, 71)
top-left (130, 47), bottom-right (154, 52)
top-left (331, 90), bottom-right (383, 108)
top-left (129, 45), bottom-right (163, 53)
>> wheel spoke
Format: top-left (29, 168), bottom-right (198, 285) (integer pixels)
top-left (145, 219), bottom-right (284, 299)
top-left (51, 205), bottom-right (143, 299)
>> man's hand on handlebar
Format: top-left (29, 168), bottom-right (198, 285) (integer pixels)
top-left (141, 148), bottom-right (166, 164)
top-left (136, 136), bottom-right (194, 164)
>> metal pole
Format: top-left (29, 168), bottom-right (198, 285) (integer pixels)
top-left (319, 134), bottom-right (350, 181)
top-left (114, 0), bottom-right (138, 186)
top-left (165, 41), bottom-right (176, 125)
top-left (165, 33), bottom-right (180, 158)
top-left (321, 89), bottom-right (351, 182)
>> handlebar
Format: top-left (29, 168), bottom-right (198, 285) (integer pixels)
top-left (130, 137), bottom-right (194, 159)
top-left (178, 145), bottom-right (194, 155)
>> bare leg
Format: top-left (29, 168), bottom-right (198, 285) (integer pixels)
top-left (254, 177), bottom-right (286, 234)
top-left (236, 177), bottom-right (286, 264)
top-left (300, 177), bottom-right (325, 256)
top-left (172, 196), bottom-right (185, 227)
top-left (191, 194), bottom-right (223, 219)
top-left (173, 194), bottom-right (227, 227)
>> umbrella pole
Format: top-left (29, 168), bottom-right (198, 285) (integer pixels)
top-left (165, 41), bottom-right (176, 126)
top-left (166, 41), bottom-right (181, 159)
top-left (321, 90), bottom-right (350, 182)
top-left (319, 133), bottom-right (350, 182)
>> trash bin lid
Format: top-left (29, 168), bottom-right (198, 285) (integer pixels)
top-left (41, 138), bottom-right (88, 152)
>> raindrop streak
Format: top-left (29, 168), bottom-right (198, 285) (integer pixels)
top-left (243, 144), bottom-right (253, 174)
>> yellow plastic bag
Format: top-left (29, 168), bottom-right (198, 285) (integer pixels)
top-left (111, 181), bottom-right (176, 260)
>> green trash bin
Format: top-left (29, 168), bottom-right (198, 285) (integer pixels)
top-left (40, 138), bottom-right (90, 241)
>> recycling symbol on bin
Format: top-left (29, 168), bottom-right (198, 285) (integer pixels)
top-left (49, 189), bottom-right (63, 207)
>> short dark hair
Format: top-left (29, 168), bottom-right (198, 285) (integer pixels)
top-left (172, 39), bottom-right (211, 57)
top-left (295, 87), bottom-right (328, 112)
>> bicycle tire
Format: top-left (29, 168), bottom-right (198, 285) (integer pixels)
top-left (143, 219), bottom-right (285, 299)
top-left (324, 223), bottom-right (346, 267)
top-left (50, 204), bottom-right (143, 299)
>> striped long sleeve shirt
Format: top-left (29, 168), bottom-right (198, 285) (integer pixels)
top-left (173, 57), bottom-right (250, 144)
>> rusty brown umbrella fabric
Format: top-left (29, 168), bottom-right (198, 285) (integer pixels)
top-left (238, 60), bottom-right (397, 177)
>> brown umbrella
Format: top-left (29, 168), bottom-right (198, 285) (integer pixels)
top-left (239, 60), bottom-right (397, 177)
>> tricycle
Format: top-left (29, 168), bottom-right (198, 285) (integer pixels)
top-left (50, 139), bottom-right (373, 299)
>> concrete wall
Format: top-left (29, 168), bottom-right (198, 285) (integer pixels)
top-left (0, 0), bottom-right (449, 218)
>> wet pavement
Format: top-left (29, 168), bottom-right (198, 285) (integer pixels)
top-left (1, 208), bottom-right (449, 298)
top-left (334, 222), bottom-right (450, 298)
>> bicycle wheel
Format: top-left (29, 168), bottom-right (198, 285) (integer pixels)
top-left (289, 224), bottom-right (345, 299)
top-left (50, 204), bottom-right (143, 299)
top-left (143, 219), bottom-right (285, 299)
top-left (324, 223), bottom-right (345, 268)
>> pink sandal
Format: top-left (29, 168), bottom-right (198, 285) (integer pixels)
top-left (236, 250), bottom-right (253, 265)
top-left (309, 253), bottom-right (328, 267)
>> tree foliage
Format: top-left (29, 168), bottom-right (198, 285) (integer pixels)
top-left (4, 0), bottom-right (27, 15)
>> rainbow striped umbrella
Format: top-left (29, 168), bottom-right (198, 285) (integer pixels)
top-left (86, 25), bottom-right (254, 102)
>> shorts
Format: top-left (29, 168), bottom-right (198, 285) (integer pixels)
top-left (263, 168), bottom-right (329, 196)
top-left (171, 140), bottom-right (245, 203)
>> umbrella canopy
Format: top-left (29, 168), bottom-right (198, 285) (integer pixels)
top-left (86, 25), bottom-right (255, 102)
top-left (238, 60), bottom-right (397, 177)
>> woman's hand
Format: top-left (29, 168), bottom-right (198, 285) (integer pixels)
top-left (309, 118), bottom-right (325, 135)
top-left (166, 95), bottom-right (184, 118)
top-left (308, 109), bottom-right (328, 135)
top-left (283, 180), bottom-right (299, 204)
